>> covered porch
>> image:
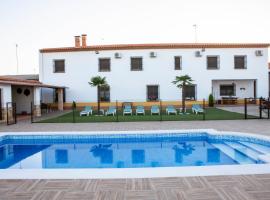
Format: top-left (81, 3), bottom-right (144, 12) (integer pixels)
top-left (0, 76), bottom-right (65, 123)
top-left (212, 79), bottom-right (257, 104)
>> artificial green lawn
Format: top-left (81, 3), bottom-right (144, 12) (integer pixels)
top-left (38, 108), bottom-right (249, 123)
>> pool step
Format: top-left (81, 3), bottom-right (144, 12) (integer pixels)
top-left (224, 142), bottom-right (261, 162)
top-left (239, 142), bottom-right (270, 155)
top-left (211, 143), bottom-right (255, 164)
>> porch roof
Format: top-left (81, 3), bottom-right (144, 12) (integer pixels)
top-left (0, 76), bottom-right (65, 89)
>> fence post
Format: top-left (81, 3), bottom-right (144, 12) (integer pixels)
top-left (14, 103), bottom-right (17, 124)
top-left (6, 102), bottom-right (8, 125)
top-left (72, 107), bottom-right (75, 123)
top-left (72, 101), bottom-right (76, 123)
top-left (160, 100), bottom-right (162, 121)
top-left (203, 99), bottom-right (206, 120)
top-left (259, 97), bottom-right (262, 119)
top-left (267, 97), bottom-right (270, 119)
top-left (116, 100), bottom-right (119, 122)
top-left (31, 102), bottom-right (33, 123)
top-left (244, 98), bottom-right (247, 119)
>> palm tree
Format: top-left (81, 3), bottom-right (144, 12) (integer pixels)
top-left (172, 75), bottom-right (193, 113)
top-left (89, 76), bottom-right (108, 114)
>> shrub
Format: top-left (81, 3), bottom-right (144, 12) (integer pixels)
top-left (208, 94), bottom-right (214, 107)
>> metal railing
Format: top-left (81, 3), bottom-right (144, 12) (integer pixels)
top-left (244, 97), bottom-right (270, 119)
top-left (6, 102), bottom-right (16, 125)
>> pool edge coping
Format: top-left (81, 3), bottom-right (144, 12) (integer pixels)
top-left (1, 129), bottom-right (270, 179)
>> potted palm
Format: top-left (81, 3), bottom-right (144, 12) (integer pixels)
top-left (172, 75), bottom-right (193, 113)
top-left (89, 76), bottom-right (108, 115)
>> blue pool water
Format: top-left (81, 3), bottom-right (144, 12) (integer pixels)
top-left (0, 133), bottom-right (268, 169)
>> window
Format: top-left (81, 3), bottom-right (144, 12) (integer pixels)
top-left (207, 56), bottom-right (219, 69)
top-left (234, 56), bottom-right (247, 69)
top-left (184, 85), bottom-right (196, 100)
top-left (99, 58), bottom-right (111, 72)
top-left (54, 60), bottom-right (65, 73)
top-left (174, 56), bottom-right (182, 70)
top-left (220, 84), bottom-right (235, 96)
top-left (99, 85), bottom-right (110, 102)
top-left (147, 85), bottom-right (159, 101)
top-left (131, 57), bottom-right (143, 71)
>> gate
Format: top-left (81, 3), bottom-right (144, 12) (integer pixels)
top-left (6, 102), bottom-right (17, 125)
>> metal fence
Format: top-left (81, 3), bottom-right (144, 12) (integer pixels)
top-left (244, 98), bottom-right (270, 119)
top-left (30, 98), bottom-right (270, 123)
top-left (31, 99), bottom-right (211, 123)
top-left (6, 102), bottom-right (16, 125)
top-left (30, 102), bottom-right (59, 123)
top-left (69, 99), bottom-right (207, 123)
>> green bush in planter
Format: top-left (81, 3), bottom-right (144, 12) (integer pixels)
top-left (208, 94), bottom-right (214, 107)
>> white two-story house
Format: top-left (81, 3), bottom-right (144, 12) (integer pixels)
top-left (39, 34), bottom-right (269, 108)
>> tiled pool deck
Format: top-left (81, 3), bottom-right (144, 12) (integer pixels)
top-left (0, 174), bottom-right (270, 200)
top-left (1, 119), bottom-right (270, 136)
top-left (1, 119), bottom-right (270, 199)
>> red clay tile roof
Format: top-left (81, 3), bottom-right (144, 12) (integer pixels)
top-left (40, 43), bottom-right (270, 53)
top-left (0, 76), bottom-right (65, 88)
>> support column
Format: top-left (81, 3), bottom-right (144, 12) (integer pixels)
top-left (0, 85), bottom-right (12, 123)
top-left (57, 88), bottom-right (64, 111)
top-left (33, 87), bottom-right (41, 117)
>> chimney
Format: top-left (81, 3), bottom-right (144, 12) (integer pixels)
top-left (81, 34), bottom-right (87, 47)
top-left (74, 36), bottom-right (81, 48)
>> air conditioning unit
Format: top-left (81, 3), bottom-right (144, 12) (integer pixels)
top-left (255, 50), bottom-right (263, 56)
top-left (150, 52), bottom-right (157, 58)
top-left (195, 51), bottom-right (202, 57)
top-left (114, 52), bottom-right (122, 58)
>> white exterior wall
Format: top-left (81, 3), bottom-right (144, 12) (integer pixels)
top-left (39, 48), bottom-right (269, 103)
top-left (11, 86), bottom-right (33, 114)
top-left (0, 84), bottom-right (12, 108)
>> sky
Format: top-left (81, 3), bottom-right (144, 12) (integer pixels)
top-left (0, 0), bottom-right (269, 75)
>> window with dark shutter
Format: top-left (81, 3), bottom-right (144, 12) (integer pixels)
top-left (54, 60), bottom-right (65, 73)
top-left (234, 56), bottom-right (246, 69)
top-left (207, 56), bottom-right (219, 69)
top-left (99, 58), bottom-right (111, 72)
top-left (147, 85), bottom-right (159, 101)
top-left (174, 56), bottom-right (181, 70)
top-left (131, 57), bottom-right (143, 71)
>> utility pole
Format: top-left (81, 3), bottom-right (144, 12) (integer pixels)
top-left (193, 24), bottom-right (198, 43)
top-left (15, 44), bottom-right (19, 74)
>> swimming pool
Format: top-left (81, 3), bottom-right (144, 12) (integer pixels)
top-left (1, 130), bottom-right (270, 170)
